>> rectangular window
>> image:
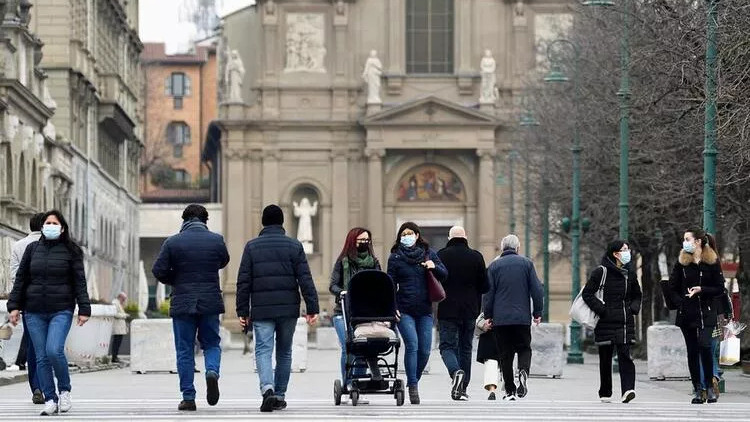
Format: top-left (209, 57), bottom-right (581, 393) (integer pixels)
top-left (171, 73), bottom-right (185, 96)
top-left (173, 97), bottom-right (183, 109)
top-left (406, 0), bottom-right (454, 74)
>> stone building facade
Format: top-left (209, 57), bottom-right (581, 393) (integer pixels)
top-left (25, 0), bottom-right (143, 301)
top-left (139, 40), bottom-right (219, 310)
top-left (208, 0), bottom-right (575, 330)
top-left (0, 2), bottom-right (57, 294)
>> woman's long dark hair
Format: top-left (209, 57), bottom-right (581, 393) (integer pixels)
top-left (338, 227), bottom-right (373, 261)
top-left (42, 209), bottom-right (82, 256)
top-left (604, 239), bottom-right (628, 263)
top-left (390, 221), bottom-right (430, 253)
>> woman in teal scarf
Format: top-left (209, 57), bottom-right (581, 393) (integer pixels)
top-left (329, 227), bottom-right (381, 391)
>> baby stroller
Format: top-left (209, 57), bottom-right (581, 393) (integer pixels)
top-left (333, 270), bottom-right (404, 406)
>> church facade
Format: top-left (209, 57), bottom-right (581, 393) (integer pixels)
top-left (208, 0), bottom-right (574, 330)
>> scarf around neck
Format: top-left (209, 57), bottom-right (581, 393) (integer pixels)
top-left (342, 252), bottom-right (377, 289)
top-left (398, 244), bottom-right (426, 265)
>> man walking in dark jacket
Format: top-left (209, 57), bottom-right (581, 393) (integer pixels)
top-left (437, 226), bottom-right (489, 400)
top-left (236, 204), bottom-right (319, 412)
top-left (484, 234), bottom-right (543, 401)
top-left (152, 204), bottom-right (230, 411)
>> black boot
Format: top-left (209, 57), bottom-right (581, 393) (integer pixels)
top-left (706, 386), bottom-right (718, 404)
top-left (691, 384), bottom-right (706, 404)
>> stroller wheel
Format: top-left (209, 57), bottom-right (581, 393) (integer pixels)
top-left (351, 390), bottom-right (360, 406)
top-left (333, 380), bottom-right (343, 406)
top-left (395, 389), bottom-right (405, 406)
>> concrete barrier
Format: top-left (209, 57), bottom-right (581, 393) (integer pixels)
top-left (130, 318), bottom-right (177, 373)
top-left (315, 326), bottom-right (339, 350)
top-left (648, 323), bottom-right (689, 380)
top-left (531, 323), bottom-right (565, 378)
top-left (65, 304), bottom-right (116, 367)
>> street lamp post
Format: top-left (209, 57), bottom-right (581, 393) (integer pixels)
top-left (703, 0), bottom-right (718, 233)
top-left (520, 111), bottom-right (540, 257)
top-left (545, 40), bottom-right (584, 364)
top-left (583, 0), bottom-right (631, 241)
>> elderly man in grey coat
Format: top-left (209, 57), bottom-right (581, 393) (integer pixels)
top-left (483, 234), bottom-right (543, 401)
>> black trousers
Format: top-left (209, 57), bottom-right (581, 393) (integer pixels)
top-left (598, 343), bottom-right (635, 398)
top-left (680, 326), bottom-right (714, 390)
top-left (111, 335), bottom-right (125, 359)
top-left (493, 325), bottom-right (531, 395)
top-left (14, 327), bottom-right (29, 366)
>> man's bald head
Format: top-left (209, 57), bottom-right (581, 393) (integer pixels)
top-left (448, 226), bottom-right (466, 239)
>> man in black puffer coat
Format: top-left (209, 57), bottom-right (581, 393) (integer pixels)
top-left (152, 204), bottom-right (230, 411)
top-left (236, 204), bottom-right (319, 412)
top-left (437, 226), bottom-right (489, 400)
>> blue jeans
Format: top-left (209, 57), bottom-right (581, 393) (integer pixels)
top-left (333, 315), bottom-right (366, 387)
top-left (24, 310), bottom-right (73, 403)
top-left (438, 318), bottom-right (475, 387)
top-left (21, 313), bottom-right (41, 394)
top-left (172, 314), bottom-right (222, 401)
top-left (397, 313), bottom-right (433, 387)
top-left (699, 337), bottom-right (720, 389)
top-left (253, 317), bottom-right (297, 399)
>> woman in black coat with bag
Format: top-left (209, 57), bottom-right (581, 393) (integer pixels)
top-left (666, 228), bottom-right (724, 404)
top-left (582, 240), bottom-right (642, 404)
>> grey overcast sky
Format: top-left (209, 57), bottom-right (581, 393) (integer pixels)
top-left (139, 0), bottom-right (254, 53)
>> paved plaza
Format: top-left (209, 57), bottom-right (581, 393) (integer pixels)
top-left (1, 349), bottom-right (749, 421)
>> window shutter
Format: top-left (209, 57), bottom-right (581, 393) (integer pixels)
top-left (166, 123), bottom-right (175, 144)
top-left (184, 124), bottom-right (191, 144)
top-left (184, 76), bottom-right (192, 96)
top-left (165, 76), bottom-right (171, 95)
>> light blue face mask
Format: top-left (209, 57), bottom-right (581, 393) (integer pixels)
top-left (683, 240), bottom-right (696, 254)
top-left (400, 234), bottom-right (417, 248)
top-left (42, 224), bottom-right (62, 240)
top-left (618, 250), bottom-right (631, 265)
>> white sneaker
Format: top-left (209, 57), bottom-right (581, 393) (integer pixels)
top-left (503, 394), bottom-right (517, 401)
top-left (59, 391), bottom-right (72, 412)
top-left (600, 396), bottom-right (612, 403)
top-left (40, 400), bottom-right (58, 416)
top-left (6, 365), bottom-right (21, 371)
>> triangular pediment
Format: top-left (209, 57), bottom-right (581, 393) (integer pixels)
top-left (361, 96), bottom-right (499, 127)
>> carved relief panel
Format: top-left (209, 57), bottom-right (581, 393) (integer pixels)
top-left (284, 13), bottom-right (327, 73)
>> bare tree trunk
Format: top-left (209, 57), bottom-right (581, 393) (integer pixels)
top-left (636, 249), bottom-right (655, 359)
top-left (737, 221), bottom-right (750, 358)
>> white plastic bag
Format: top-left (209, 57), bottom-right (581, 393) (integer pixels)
top-left (719, 337), bottom-right (740, 366)
top-left (569, 266), bottom-right (606, 329)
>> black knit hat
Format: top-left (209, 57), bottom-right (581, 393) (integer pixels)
top-left (262, 204), bottom-right (284, 226)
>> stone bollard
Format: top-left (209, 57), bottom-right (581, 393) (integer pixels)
top-left (315, 326), bottom-right (339, 350)
top-left (65, 304), bottom-right (116, 367)
top-left (531, 323), bottom-right (565, 378)
top-left (130, 319), bottom-right (177, 373)
top-left (647, 323), bottom-right (689, 380)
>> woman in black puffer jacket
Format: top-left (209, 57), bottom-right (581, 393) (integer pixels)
top-left (8, 210), bottom-right (91, 416)
top-left (582, 240), bottom-right (642, 404)
top-left (666, 228), bottom-right (724, 404)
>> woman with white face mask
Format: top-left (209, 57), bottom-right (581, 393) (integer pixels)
top-left (582, 240), bottom-right (642, 404)
top-left (666, 228), bottom-right (724, 404)
top-left (387, 222), bottom-right (447, 404)
top-left (7, 210), bottom-right (91, 416)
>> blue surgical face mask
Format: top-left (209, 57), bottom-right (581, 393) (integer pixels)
top-left (400, 234), bottom-right (417, 248)
top-left (683, 240), bottom-right (696, 254)
top-left (42, 224), bottom-right (62, 240)
top-left (618, 250), bottom-right (631, 265)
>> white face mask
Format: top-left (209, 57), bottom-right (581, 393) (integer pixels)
top-left (400, 234), bottom-right (417, 248)
top-left (618, 250), bottom-right (631, 265)
top-left (683, 240), bottom-right (696, 253)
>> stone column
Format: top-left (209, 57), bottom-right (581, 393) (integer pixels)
top-left (331, 149), bottom-right (349, 251)
top-left (456, 0), bottom-right (473, 74)
top-left (366, 148), bottom-right (385, 260)
top-left (262, 148), bottom-right (280, 206)
top-left (387, 0), bottom-right (404, 75)
top-left (477, 149), bottom-right (496, 261)
top-left (223, 146), bottom-right (247, 330)
top-left (512, 0), bottom-right (530, 87)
